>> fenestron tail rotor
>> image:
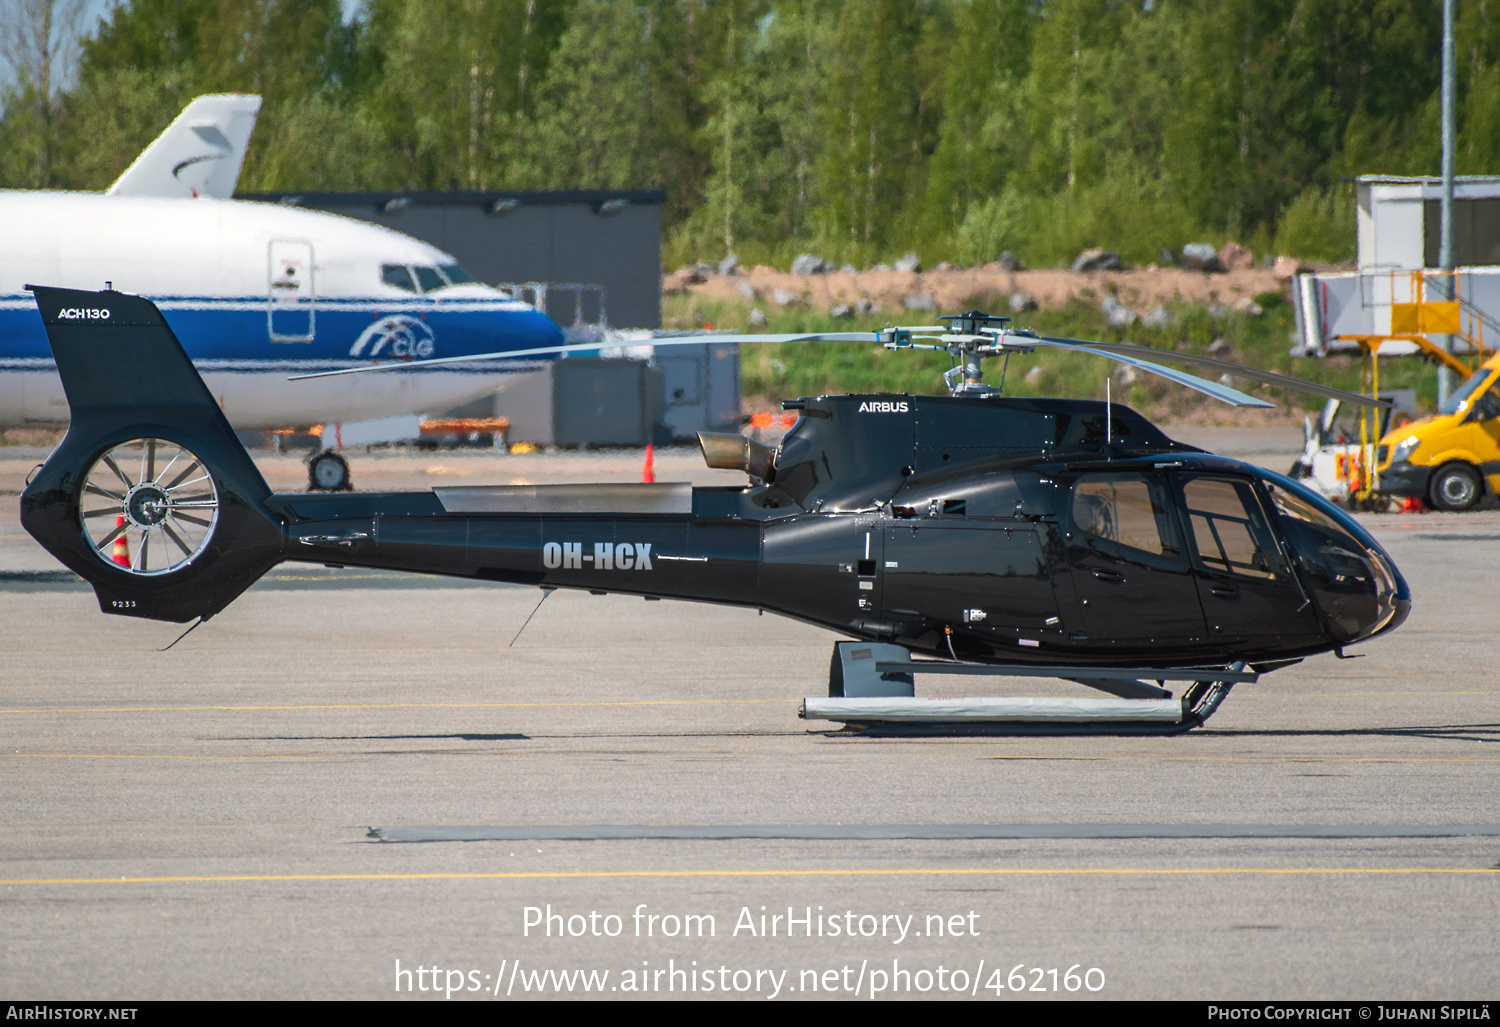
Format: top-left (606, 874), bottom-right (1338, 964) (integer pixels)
top-left (79, 438), bottom-right (220, 576)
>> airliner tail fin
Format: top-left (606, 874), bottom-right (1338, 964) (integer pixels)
top-left (106, 94), bottom-right (262, 200)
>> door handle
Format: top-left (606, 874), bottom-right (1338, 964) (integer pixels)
top-left (297, 531), bottom-right (370, 548)
top-left (1209, 585), bottom-right (1239, 598)
top-left (1091, 570), bottom-right (1125, 583)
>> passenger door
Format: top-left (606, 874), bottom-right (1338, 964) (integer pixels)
top-left (1173, 474), bottom-right (1321, 644)
top-left (267, 239), bottom-right (315, 342)
top-left (1064, 471), bottom-right (1207, 643)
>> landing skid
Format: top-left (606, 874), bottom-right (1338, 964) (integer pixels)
top-left (800, 642), bottom-right (1256, 736)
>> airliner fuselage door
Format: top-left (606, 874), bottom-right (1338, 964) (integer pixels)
top-left (268, 239), bottom-right (314, 342)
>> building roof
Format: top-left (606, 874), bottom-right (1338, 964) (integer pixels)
top-left (1356, 175), bottom-right (1500, 185)
top-left (238, 189), bottom-right (667, 213)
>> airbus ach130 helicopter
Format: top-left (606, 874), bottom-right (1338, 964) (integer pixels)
top-left (19, 287), bottom-right (1409, 735)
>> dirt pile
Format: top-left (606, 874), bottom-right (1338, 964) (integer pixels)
top-left (668, 262), bottom-right (1290, 316)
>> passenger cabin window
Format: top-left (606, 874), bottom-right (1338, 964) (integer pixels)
top-left (414, 266), bottom-right (446, 293)
top-left (382, 264), bottom-right (416, 292)
top-left (1180, 478), bottom-right (1277, 580)
top-left (1071, 474), bottom-right (1173, 556)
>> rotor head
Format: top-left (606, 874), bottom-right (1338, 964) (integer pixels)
top-left (938, 310), bottom-right (1013, 336)
top-left (880, 309), bottom-right (1034, 396)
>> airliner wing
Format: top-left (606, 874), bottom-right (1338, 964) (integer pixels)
top-left (106, 94), bottom-right (262, 200)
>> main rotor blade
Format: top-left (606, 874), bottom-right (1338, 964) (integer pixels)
top-left (287, 332), bottom-right (882, 380)
top-left (1025, 337), bottom-right (1274, 408)
top-left (1037, 336), bottom-right (1391, 409)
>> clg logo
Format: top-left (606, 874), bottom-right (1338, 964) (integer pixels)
top-left (858, 401), bottom-right (908, 413)
top-left (57, 307), bottom-right (111, 320)
top-left (543, 542), bottom-right (654, 570)
top-left (350, 315), bottom-right (436, 358)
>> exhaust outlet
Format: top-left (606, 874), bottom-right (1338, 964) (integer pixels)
top-left (697, 431), bottom-right (775, 481)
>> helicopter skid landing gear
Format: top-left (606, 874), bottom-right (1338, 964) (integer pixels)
top-left (802, 642), bottom-right (1255, 736)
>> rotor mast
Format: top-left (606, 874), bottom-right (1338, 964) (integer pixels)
top-left (880, 310), bottom-right (1035, 397)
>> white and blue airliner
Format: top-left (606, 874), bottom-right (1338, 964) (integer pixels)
top-left (0, 95), bottom-right (563, 485)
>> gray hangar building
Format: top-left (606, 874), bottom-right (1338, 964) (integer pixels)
top-left (241, 189), bottom-right (740, 442)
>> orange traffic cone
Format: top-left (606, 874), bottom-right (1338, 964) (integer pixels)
top-left (641, 444), bottom-right (656, 484)
top-left (111, 515), bottom-right (131, 567)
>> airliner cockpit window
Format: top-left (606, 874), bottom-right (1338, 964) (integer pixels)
top-left (413, 266), bottom-right (446, 293)
top-left (439, 264), bottom-right (474, 284)
top-left (382, 264), bottom-right (415, 292)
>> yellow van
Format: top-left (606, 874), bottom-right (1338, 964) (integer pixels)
top-left (1377, 352), bottom-right (1500, 510)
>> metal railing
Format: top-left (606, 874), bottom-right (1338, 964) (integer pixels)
top-left (497, 281), bottom-right (609, 331)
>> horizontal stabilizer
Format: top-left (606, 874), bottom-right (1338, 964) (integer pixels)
top-left (107, 94), bottom-right (262, 199)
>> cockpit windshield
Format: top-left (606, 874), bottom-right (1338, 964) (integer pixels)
top-left (383, 263), bottom-right (479, 294)
top-left (1262, 476), bottom-right (1347, 535)
top-left (1439, 368), bottom-right (1495, 416)
top-left (413, 266), bottom-right (447, 293)
top-left (1259, 469), bottom-right (1406, 641)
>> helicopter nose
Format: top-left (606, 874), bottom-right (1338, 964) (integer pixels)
top-left (1308, 537), bottom-right (1409, 644)
top-left (1361, 545), bottom-right (1410, 640)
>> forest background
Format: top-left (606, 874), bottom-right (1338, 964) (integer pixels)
top-left (2, 0), bottom-right (1497, 273)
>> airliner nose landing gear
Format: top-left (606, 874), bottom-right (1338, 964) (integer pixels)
top-left (79, 438), bottom-right (220, 575)
top-left (307, 450), bottom-right (352, 491)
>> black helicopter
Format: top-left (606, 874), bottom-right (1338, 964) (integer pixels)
top-left (19, 287), bottom-right (1409, 734)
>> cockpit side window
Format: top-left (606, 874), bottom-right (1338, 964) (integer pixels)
top-left (1179, 477), bottom-right (1278, 580)
top-left (1071, 473), bottom-right (1176, 556)
top-left (382, 264), bottom-right (416, 292)
top-left (413, 266), bottom-right (446, 293)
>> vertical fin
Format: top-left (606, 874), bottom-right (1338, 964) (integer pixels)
top-left (106, 94), bottom-right (261, 199)
top-left (21, 286), bottom-right (283, 623)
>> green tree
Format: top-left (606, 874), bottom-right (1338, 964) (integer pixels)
top-left (514, 0), bottom-right (690, 202)
top-left (0, 0), bottom-right (95, 187)
top-left (358, 0), bottom-right (571, 190)
top-left (815, 0), bottom-right (931, 262)
top-left (924, 0), bottom-right (1033, 242)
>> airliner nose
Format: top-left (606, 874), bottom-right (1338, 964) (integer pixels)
top-left (501, 307), bottom-right (565, 351)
